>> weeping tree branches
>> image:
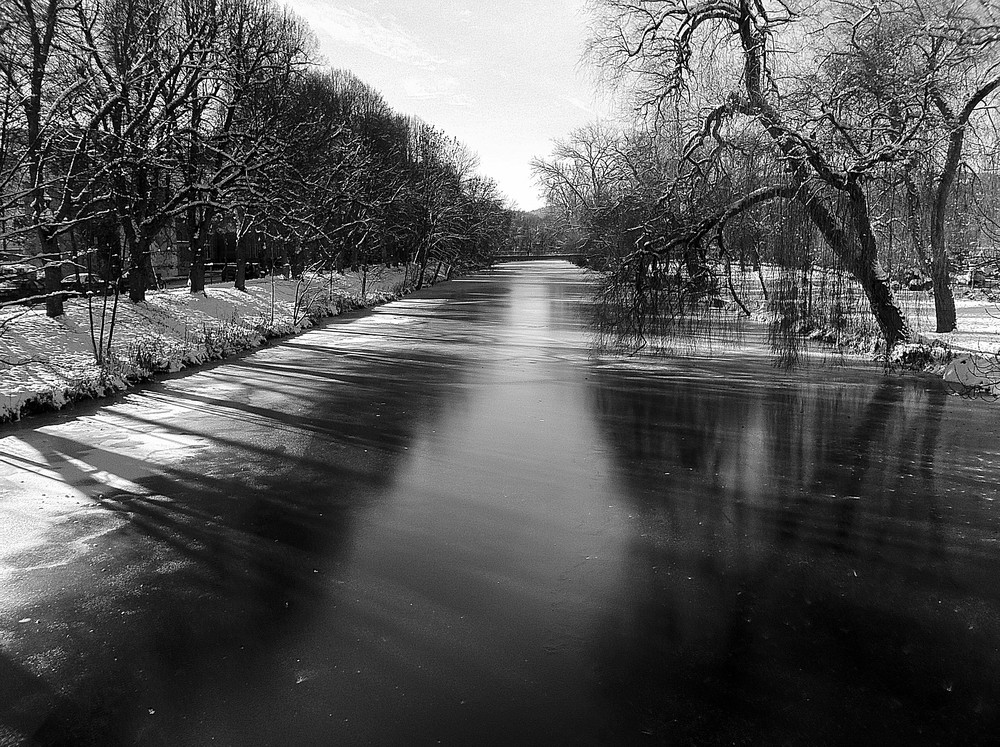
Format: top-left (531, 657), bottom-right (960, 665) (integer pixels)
top-left (649, 182), bottom-right (801, 256)
top-left (604, 182), bottom-right (803, 345)
top-left (582, 0), bottom-right (1000, 349)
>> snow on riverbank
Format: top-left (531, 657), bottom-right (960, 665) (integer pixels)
top-left (0, 269), bottom-right (408, 423)
top-left (908, 292), bottom-right (1000, 354)
top-left (890, 290), bottom-right (1000, 395)
top-left (4, 267), bottom-right (1000, 424)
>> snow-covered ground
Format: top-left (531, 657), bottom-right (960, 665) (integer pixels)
top-left (0, 268), bottom-right (408, 423)
top-left (736, 269), bottom-right (1000, 354)
top-left (3, 268), bottom-right (1000, 425)
top-left (900, 290), bottom-right (1000, 395)
top-left (904, 290), bottom-right (1000, 353)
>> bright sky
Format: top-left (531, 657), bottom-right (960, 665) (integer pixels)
top-left (284, 0), bottom-right (609, 211)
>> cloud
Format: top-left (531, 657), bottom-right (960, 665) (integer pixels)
top-left (296, 1), bottom-right (446, 70)
top-left (403, 76), bottom-right (475, 107)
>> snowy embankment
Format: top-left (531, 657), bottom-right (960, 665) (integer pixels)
top-left (0, 269), bottom-right (408, 423)
top-left (729, 267), bottom-right (1000, 392)
top-left (5, 268), bottom-right (1000, 422)
top-left (895, 290), bottom-right (1000, 394)
top-left (904, 291), bottom-right (1000, 354)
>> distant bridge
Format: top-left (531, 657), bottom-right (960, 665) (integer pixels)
top-left (491, 253), bottom-right (585, 264)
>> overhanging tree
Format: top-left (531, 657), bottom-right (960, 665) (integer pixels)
top-left (818, 0), bottom-right (1000, 333)
top-left (588, 0), bottom-right (926, 349)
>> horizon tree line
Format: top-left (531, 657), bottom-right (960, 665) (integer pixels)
top-left (0, 0), bottom-right (513, 322)
top-left (534, 0), bottom-right (1000, 353)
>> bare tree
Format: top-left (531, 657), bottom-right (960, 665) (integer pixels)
top-left (181, 0), bottom-right (315, 293)
top-left (822, 0), bottom-right (1000, 332)
top-left (79, 0), bottom-right (217, 304)
top-left (0, 0), bottom-right (97, 317)
top-left (588, 0), bottom-right (920, 348)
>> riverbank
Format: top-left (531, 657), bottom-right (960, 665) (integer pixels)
top-left (4, 266), bottom-right (1000, 424)
top-left (0, 268), bottom-right (412, 424)
top-left (870, 290), bottom-right (1000, 392)
top-left (902, 288), bottom-right (1000, 351)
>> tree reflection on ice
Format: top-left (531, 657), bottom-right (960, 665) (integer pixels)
top-left (589, 366), bottom-right (1000, 743)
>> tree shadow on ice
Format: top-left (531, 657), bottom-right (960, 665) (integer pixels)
top-left (1, 346), bottom-right (477, 745)
top-left (0, 652), bottom-right (111, 747)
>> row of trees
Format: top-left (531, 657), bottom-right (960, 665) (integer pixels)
top-left (534, 0), bottom-right (1000, 350)
top-left (1, 0), bottom-right (511, 322)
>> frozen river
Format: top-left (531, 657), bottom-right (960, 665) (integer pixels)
top-left (1, 261), bottom-right (999, 744)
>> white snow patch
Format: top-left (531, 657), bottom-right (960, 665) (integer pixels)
top-left (0, 271), bottom-right (410, 422)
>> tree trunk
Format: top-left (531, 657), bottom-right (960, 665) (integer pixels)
top-left (24, 4), bottom-right (61, 317)
top-left (800, 187), bottom-right (909, 349)
top-left (127, 237), bottom-right (149, 303)
top-left (43, 261), bottom-right (63, 315)
top-left (234, 229), bottom-right (249, 291)
top-left (234, 258), bottom-right (247, 291)
top-left (128, 255), bottom-right (145, 303)
top-left (930, 172), bottom-right (958, 333)
top-left (189, 237), bottom-right (206, 293)
top-left (144, 250), bottom-right (157, 291)
top-left (925, 79), bottom-right (1000, 332)
top-left (930, 251), bottom-right (956, 333)
top-left (416, 256), bottom-right (429, 290)
top-left (414, 246), bottom-right (428, 290)
top-left (26, 166), bottom-right (64, 317)
top-left (854, 260), bottom-right (908, 348)
top-left (188, 206), bottom-right (211, 294)
top-left (37, 229), bottom-right (64, 317)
